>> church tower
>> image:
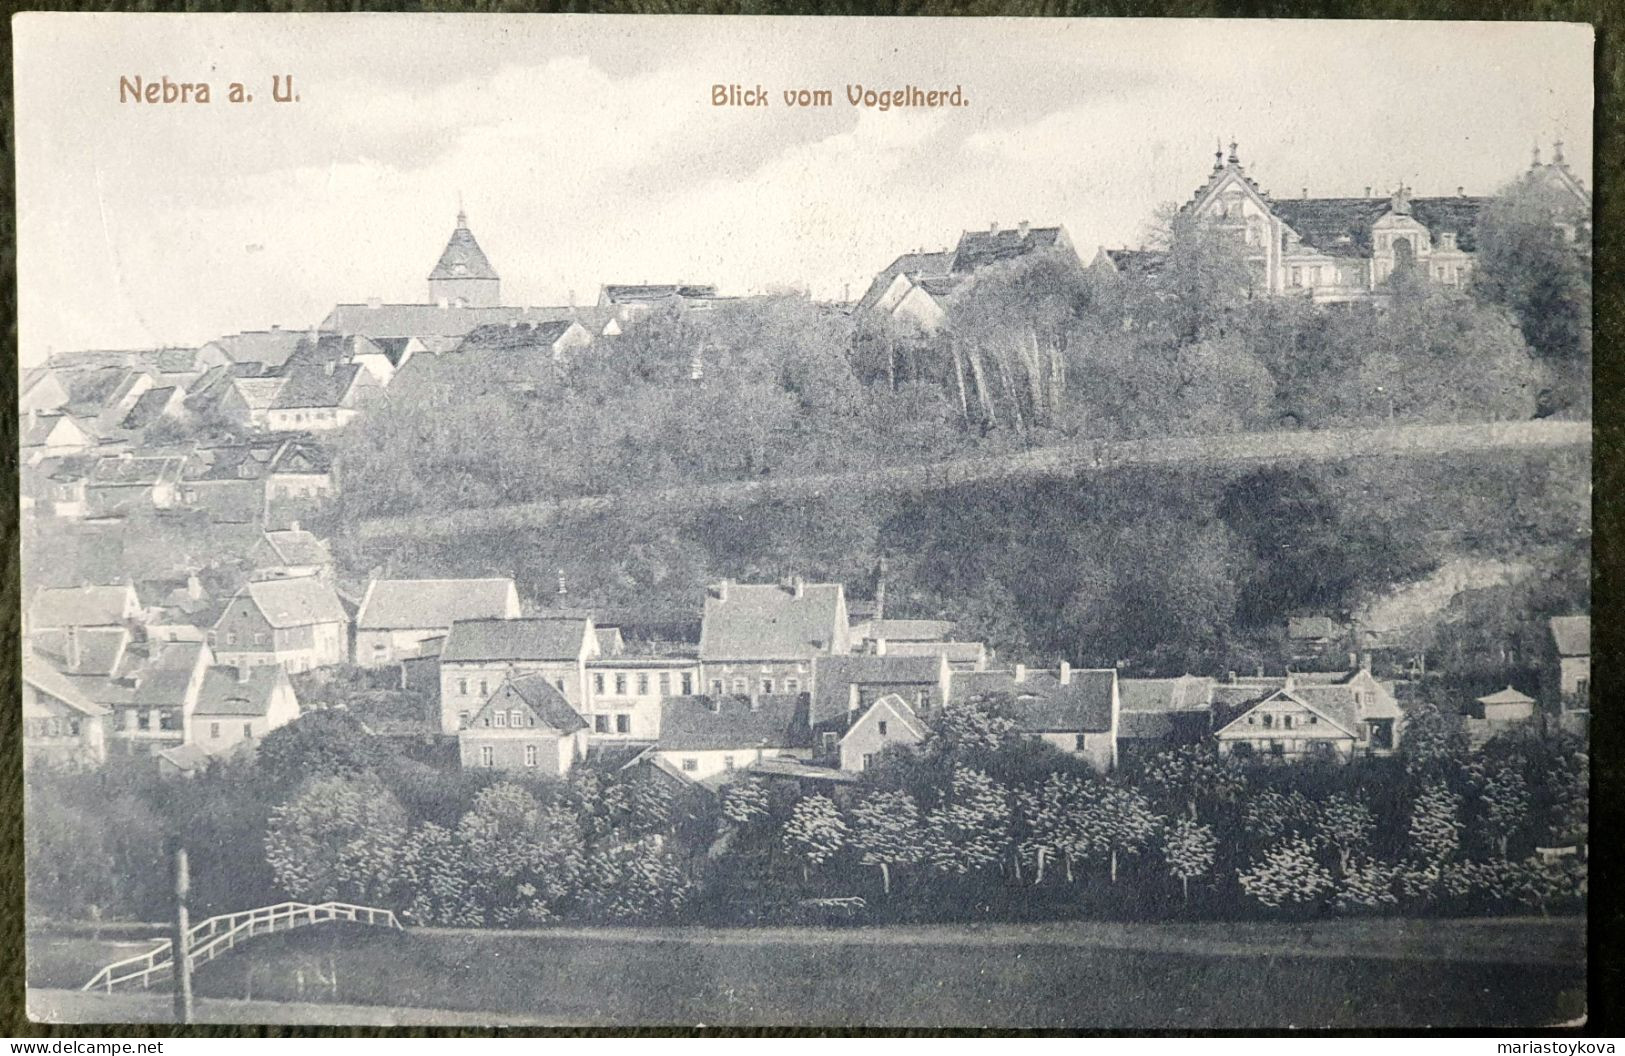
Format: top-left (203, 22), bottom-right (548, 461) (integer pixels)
top-left (428, 209), bottom-right (501, 307)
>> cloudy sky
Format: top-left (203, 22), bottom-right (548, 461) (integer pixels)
top-left (14, 15), bottom-right (1592, 365)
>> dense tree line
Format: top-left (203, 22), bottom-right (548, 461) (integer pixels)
top-left (26, 698), bottom-right (1586, 929)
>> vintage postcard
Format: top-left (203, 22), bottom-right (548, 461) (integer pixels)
top-left (15, 14), bottom-right (1591, 1030)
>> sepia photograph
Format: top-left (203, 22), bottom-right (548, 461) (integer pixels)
top-left (12, 13), bottom-right (1593, 1030)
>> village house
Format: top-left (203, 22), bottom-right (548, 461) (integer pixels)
top-left (457, 674), bottom-right (590, 775)
top-left (848, 618), bottom-right (954, 653)
top-left (948, 663), bottom-right (1122, 773)
top-left (117, 385), bottom-right (185, 435)
top-left (884, 640), bottom-right (990, 671)
top-left (281, 332), bottom-right (400, 387)
top-left (857, 223), bottom-right (1080, 331)
top-left (698, 578), bottom-right (850, 698)
top-left (250, 524), bottom-right (334, 580)
top-left (21, 411), bottom-right (96, 464)
top-left (264, 361), bottom-right (376, 433)
top-left (266, 440), bottom-right (336, 504)
top-left (26, 456), bottom-right (95, 520)
top-left (1116, 675), bottom-right (1218, 761)
top-left (354, 577), bottom-right (522, 667)
top-left (203, 328), bottom-right (307, 372)
top-left (838, 692), bottom-right (928, 772)
top-left (1094, 141), bottom-right (1590, 304)
top-left (103, 640), bottom-right (214, 754)
top-left (809, 652), bottom-right (951, 756)
top-left (86, 454), bottom-right (186, 515)
top-left (30, 622), bottom-right (132, 680)
top-left (598, 284), bottom-right (721, 311)
top-left (1548, 615), bottom-right (1589, 737)
top-left (211, 577), bottom-right (349, 673)
top-left (1465, 685), bottom-right (1538, 749)
top-left (23, 650), bottom-right (111, 770)
top-left (19, 366), bottom-right (72, 415)
top-left (27, 581), bottom-right (142, 635)
top-left (438, 616), bottom-right (600, 733)
top-left (653, 692), bottom-right (813, 784)
top-left (187, 663), bottom-right (301, 755)
top-left (1211, 667), bottom-right (1405, 762)
top-left (135, 573), bottom-right (214, 643)
top-left (584, 654), bottom-right (700, 741)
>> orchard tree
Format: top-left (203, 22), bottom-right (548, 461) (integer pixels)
top-left (1084, 784), bottom-right (1161, 884)
top-left (1237, 836), bottom-right (1334, 910)
top-left (1241, 789), bottom-right (1317, 846)
top-left (264, 775), bottom-right (408, 906)
top-left (1140, 744), bottom-right (1247, 822)
top-left (1015, 772), bottom-right (1091, 884)
top-left (1408, 780), bottom-right (1464, 863)
top-left (924, 768), bottom-right (1013, 876)
top-left (1162, 818), bottom-right (1217, 902)
top-left (782, 795), bottom-right (849, 882)
top-left (396, 821), bottom-right (481, 926)
top-left (1399, 695), bottom-right (1470, 779)
top-left (255, 710), bottom-right (391, 790)
top-left (1470, 761), bottom-right (1531, 859)
top-left (1313, 794), bottom-right (1376, 876)
top-left (455, 782), bottom-right (585, 924)
top-left (1332, 858), bottom-right (1402, 914)
top-left (848, 789), bottom-right (924, 895)
top-left (581, 836), bottom-right (694, 922)
top-left (720, 777), bottom-right (772, 827)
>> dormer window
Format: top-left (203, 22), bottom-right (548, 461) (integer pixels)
top-left (1440, 232), bottom-right (1458, 251)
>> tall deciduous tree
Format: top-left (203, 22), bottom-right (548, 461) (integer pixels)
top-left (264, 775), bottom-right (408, 906)
top-left (1162, 818), bottom-right (1217, 902)
top-left (1238, 836), bottom-right (1334, 910)
top-left (848, 790), bottom-right (924, 895)
top-left (924, 768), bottom-right (1013, 876)
top-left (782, 795), bottom-right (849, 882)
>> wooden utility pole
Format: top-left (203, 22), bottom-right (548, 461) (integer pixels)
top-left (171, 845), bottom-right (194, 1024)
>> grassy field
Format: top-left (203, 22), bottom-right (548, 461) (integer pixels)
top-left (32, 917), bottom-right (1587, 1029)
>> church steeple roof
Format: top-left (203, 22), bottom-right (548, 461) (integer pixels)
top-left (428, 210), bottom-right (499, 282)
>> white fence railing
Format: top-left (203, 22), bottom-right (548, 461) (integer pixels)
top-left (81, 900), bottom-right (402, 993)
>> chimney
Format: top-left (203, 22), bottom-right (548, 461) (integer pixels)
top-left (1301, 187), bottom-right (1308, 199)
top-left (842, 282), bottom-right (851, 302)
top-left (874, 556), bottom-right (888, 621)
top-left (1059, 661), bottom-right (1071, 686)
top-left (1227, 670), bottom-right (1237, 684)
top-left (186, 573), bottom-right (203, 600)
top-left (308, 325), bottom-right (319, 342)
top-left (1360, 652), bottom-right (1372, 672)
top-left (237, 664), bottom-right (252, 684)
top-left (714, 580), bottom-right (729, 603)
top-left (438, 298), bottom-right (450, 310)
top-left (288, 519), bottom-right (300, 533)
top-left (791, 575), bottom-right (804, 599)
top-left (1014, 663), bottom-right (1027, 683)
top-left (1348, 651), bottom-right (1358, 670)
top-left (848, 684), bottom-right (860, 713)
top-left (324, 361), bottom-right (336, 376)
top-left (874, 636), bottom-right (887, 657)
top-left (270, 323), bottom-right (280, 331)
top-left (989, 221), bottom-right (1000, 236)
top-left (1457, 186), bottom-right (1466, 197)
top-left (367, 296), bottom-right (382, 310)
top-left (1364, 186), bottom-right (1371, 198)
top-left (1017, 220), bottom-right (1030, 238)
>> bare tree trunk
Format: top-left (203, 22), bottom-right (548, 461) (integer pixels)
top-left (886, 333), bottom-right (897, 392)
top-left (1022, 329), bottom-right (1046, 425)
top-left (1035, 846), bottom-right (1047, 885)
top-left (993, 343), bottom-right (1026, 436)
top-left (879, 862), bottom-right (891, 896)
top-left (1110, 847), bottom-right (1119, 884)
top-left (1182, 875), bottom-right (1190, 903)
top-left (947, 337), bottom-right (970, 424)
top-left (1065, 854), bottom-right (1074, 884)
top-left (963, 341), bottom-right (997, 428)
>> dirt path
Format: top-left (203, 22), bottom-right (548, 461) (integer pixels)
top-left (27, 988), bottom-right (577, 1027)
top-left (355, 418), bottom-right (1591, 542)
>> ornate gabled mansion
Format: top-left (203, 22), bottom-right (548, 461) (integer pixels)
top-left (1095, 141), bottom-right (1591, 304)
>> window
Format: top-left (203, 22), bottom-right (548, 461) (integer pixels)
top-left (480, 746), bottom-right (494, 768)
top-left (1290, 267), bottom-right (1302, 287)
top-left (1283, 715), bottom-right (1294, 729)
top-left (723, 755), bottom-right (735, 771)
top-left (1262, 714), bottom-right (1274, 728)
top-left (1308, 714), bottom-right (1319, 725)
top-left (555, 679), bottom-right (566, 692)
top-left (658, 672), bottom-right (671, 695)
top-left (68, 718), bottom-right (81, 736)
top-left (784, 677), bottom-right (800, 694)
top-left (210, 723), bottom-right (221, 739)
top-left (525, 744), bottom-right (538, 768)
top-left (510, 710), bottom-right (523, 728)
top-left (478, 680), bottom-right (488, 696)
top-left (226, 631), bottom-right (238, 646)
top-left (595, 715), bottom-right (610, 733)
top-left (372, 642), bottom-right (386, 654)
top-left (681, 673), bottom-right (694, 695)
top-left (863, 753), bottom-right (878, 770)
top-left (877, 720), bottom-right (889, 736)
top-left (616, 714), bottom-right (631, 734)
top-left (1231, 742), bottom-right (1253, 758)
top-left (594, 673), bottom-right (606, 694)
top-left (821, 732), bottom-right (838, 753)
top-left (615, 674), bottom-right (627, 695)
top-left (760, 678), bottom-right (775, 695)
top-left (458, 710), bottom-right (470, 728)
top-left (682, 758), bottom-right (699, 772)
top-left (637, 673), bottom-right (649, 695)
top-left (732, 678), bottom-right (747, 694)
top-left (1247, 715), bottom-right (1256, 725)
top-left (494, 711), bottom-right (508, 728)
top-left (458, 679), bottom-right (469, 696)
top-left (481, 715), bottom-right (491, 727)
top-left (1269, 741), bottom-right (1285, 757)
top-left (709, 679), bottom-right (724, 696)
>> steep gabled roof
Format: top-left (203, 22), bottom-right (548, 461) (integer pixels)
top-left (811, 653), bottom-right (945, 727)
top-left (699, 581), bottom-right (846, 662)
top-left (230, 376), bottom-right (290, 410)
top-left (271, 363), bottom-right (362, 410)
top-left (193, 665), bottom-right (289, 716)
top-left (656, 693), bottom-right (812, 751)
top-left (949, 667), bottom-right (1117, 733)
top-left (230, 577), bottom-right (347, 629)
top-left (121, 387), bottom-right (178, 430)
top-left (429, 214), bottom-right (500, 281)
top-left (262, 529), bottom-right (332, 568)
top-left (1213, 687), bottom-right (1360, 739)
top-left (28, 583), bottom-right (138, 628)
top-left (857, 250), bottom-right (955, 311)
top-left (23, 651), bottom-right (109, 717)
top-left (1118, 675), bottom-right (1216, 713)
top-left (1477, 686), bottom-right (1536, 706)
top-left (1550, 615), bottom-right (1589, 657)
top-left (457, 320), bottom-right (578, 353)
top-left (469, 674), bottom-right (587, 734)
top-left (950, 225), bottom-right (1069, 273)
top-left (212, 330), bottom-right (306, 369)
top-left (843, 692), bottom-right (927, 742)
top-left (441, 616), bottom-right (592, 664)
top-left (1268, 195), bottom-right (1490, 258)
top-left (89, 455), bottom-right (185, 488)
top-left (30, 625), bottom-right (130, 676)
top-left (357, 578), bottom-right (519, 631)
top-left (600, 284), bottom-right (718, 305)
top-left (320, 304), bottom-right (524, 340)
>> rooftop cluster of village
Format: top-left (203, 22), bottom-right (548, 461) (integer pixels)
top-left (20, 144), bottom-right (1592, 786)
